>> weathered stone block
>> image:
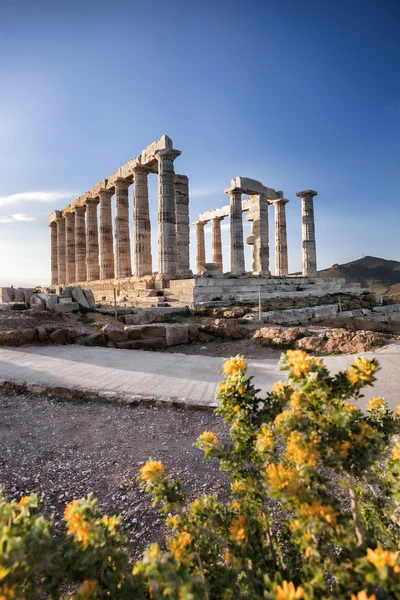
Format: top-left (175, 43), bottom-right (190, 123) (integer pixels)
top-left (141, 324), bottom-right (167, 338)
top-left (0, 329), bottom-right (36, 346)
top-left (166, 324), bottom-right (189, 346)
top-left (124, 326), bottom-right (144, 340)
top-left (44, 294), bottom-right (58, 311)
top-left (125, 337), bottom-right (167, 350)
top-left (54, 302), bottom-right (79, 313)
top-left (83, 289), bottom-right (96, 308)
top-left (102, 324), bottom-right (129, 342)
top-left (30, 295), bottom-right (46, 310)
top-left (72, 285), bottom-right (90, 308)
top-left (49, 329), bottom-right (68, 344)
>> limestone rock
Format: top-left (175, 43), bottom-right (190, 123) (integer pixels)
top-left (294, 328), bottom-right (389, 354)
top-left (54, 302), bottom-right (79, 313)
top-left (185, 324), bottom-right (199, 343)
top-left (166, 324), bottom-right (189, 346)
top-left (141, 324), bottom-right (167, 338)
top-left (83, 289), bottom-right (96, 308)
top-left (253, 326), bottom-right (308, 345)
top-left (72, 285), bottom-right (90, 308)
top-left (30, 295), bottom-right (46, 310)
top-left (102, 324), bottom-right (129, 342)
top-left (49, 329), bottom-right (68, 344)
top-left (200, 319), bottom-right (249, 340)
top-left (124, 326), bottom-right (144, 340)
top-left (0, 329), bottom-right (36, 346)
top-left (124, 310), bottom-right (164, 326)
top-left (117, 338), bottom-right (167, 350)
top-left (79, 331), bottom-right (106, 346)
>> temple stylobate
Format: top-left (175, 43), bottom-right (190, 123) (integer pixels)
top-left (49, 135), bottom-right (191, 286)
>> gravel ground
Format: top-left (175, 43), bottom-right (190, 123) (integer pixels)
top-left (0, 391), bottom-right (231, 559)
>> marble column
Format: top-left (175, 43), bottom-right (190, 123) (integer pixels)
top-left (211, 216), bottom-right (223, 271)
top-left (114, 178), bottom-right (132, 279)
top-left (175, 174), bottom-right (191, 275)
top-left (155, 148), bottom-right (181, 277)
top-left (49, 221), bottom-right (58, 285)
top-left (74, 205), bottom-right (87, 282)
top-left (55, 216), bottom-right (66, 285)
top-left (227, 187), bottom-right (245, 275)
top-left (272, 198), bottom-right (289, 276)
top-left (250, 194), bottom-right (270, 275)
top-left (85, 198), bottom-right (100, 281)
top-left (296, 190), bottom-right (318, 277)
top-left (64, 211), bottom-right (76, 284)
top-left (132, 166), bottom-right (152, 277)
top-left (98, 189), bottom-right (115, 280)
top-left (194, 221), bottom-right (206, 273)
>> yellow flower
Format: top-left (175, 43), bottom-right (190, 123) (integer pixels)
top-left (78, 580), bottom-right (98, 598)
top-left (367, 545), bottom-right (398, 570)
top-left (64, 499), bottom-right (79, 522)
top-left (231, 515), bottom-right (247, 543)
top-left (167, 515), bottom-right (180, 530)
top-left (276, 580), bottom-right (305, 599)
top-left (224, 549), bottom-right (234, 563)
top-left (0, 585), bottom-right (17, 600)
top-left (396, 405), bottom-right (400, 417)
top-left (256, 426), bottom-right (275, 453)
top-left (273, 381), bottom-right (286, 395)
top-left (66, 513), bottom-right (92, 549)
top-left (290, 391), bottom-right (305, 410)
top-left (351, 423), bottom-right (376, 447)
top-left (147, 542), bottom-right (161, 559)
top-left (170, 531), bottom-right (194, 561)
top-left (290, 519), bottom-right (300, 532)
top-left (299, 500), bottom-right (338, 527)
top-left (198, 431), bottom-right (219, 451)
top-left (286, 431), bottom-right (320, 467)
top-left (286, 350), bottom-right (322, 378)
top-left (266, 463), bottom-right (301, 495)
top-left (139, 460), bottom-right (164, 484)
top-left (347, 357), bottom-right (376, 385)
top-left (274, 409), bottom-right (299, 429)
top-left (341, 401), bottom-right (358, 412)
top-left (221, 355), bottom-right (247, 376)
top-left (367, 397), bottom-right (385, 411)
top-left (338, 440), bottom-right (351, 458)
top-left (392, 443), bottom-right (400, 460)
top-left (351, 592), bottom-right (376, 600)
top-left (231, 500), bottom-right (240, 511)
top-left (231, 480), bottom-right (246, 494)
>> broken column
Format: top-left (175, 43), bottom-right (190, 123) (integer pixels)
top-left (226, 187), bottom-right (245, 275)
top-left (64, 211), bottom-right (76, 284)
top-left (211, 216), bottom-right (223, 271)
top-left (74, 205), bottom-right (87, 282)
top-left (49, 221), bottom-right (58, 285)
top-left (194, 221), bottom-right (206, 274)
top-left (132, 165), bottom-right (152, 277)
top-left (155, 148), bottom-right (181, 277)
top-left (114, 178), bottom-right (132, 279)
top-left (98, 189), bottom-right (115, 280)
top-left (272, 198), bottom-right (289, 276)
top-left (55, 215), bottom-right (66, 285)
top-left (85, 197), bottom-right (100, 281)
top-left (248, 194), bottom-right (270, 275)
top-left (175, 174), bottom-right (191, 275)
top-left (296, 190), bottom-right (318, 277)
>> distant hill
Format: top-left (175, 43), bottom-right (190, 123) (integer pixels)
top-left (319, 256), bottom-right (400, 298)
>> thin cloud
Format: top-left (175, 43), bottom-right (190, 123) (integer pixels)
top-left (0, 191), bottom-right (77, 207)
top-left (0, 216), bottom-right (13, 223)
top-left (12, 214), bottom-right (37, 221)
top-left (190, 186), bottom-right (222, 198)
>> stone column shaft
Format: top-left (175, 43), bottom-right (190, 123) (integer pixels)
top-left (75, 206), bottom-right (87, 282)
top-left (114, 178), bottom-right (132, 279)
top-left (132, 167), bottom-right (152, 277)
top-left (55, 217), bottom-right (66, 285)
top-left (50, 222), bottom-right (58, 285)
top-left (194, 221), bottom-right (206, 273)
top-left (227, 187), bottom-right (245, 275)
top-left (99, 190), bottom-right (115, 280)
top-left (249, 194), bottom-right (270, 275)
top-left (296, 190), bottom-right (318, 277)
top-left (175, 174), bottom-right (191, 275)
top-left (211, 217), bottom-right (223, 271)
top-left (156, 149), bottom-right (181, 277)
top-left (273, 199), bottom-right (289, 276)
top-left (65, 212), bottom-right (76, 284)
top-left (85, 198), bottom-right (100, 281)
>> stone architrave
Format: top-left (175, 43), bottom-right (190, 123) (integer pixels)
top-left (194, 221), bottom-right (206, 273)
top-left (49, 221), bottom-right (58, 285)
top-left (85, 197), bottom-right (100, 281)
top-left (272, 198), bottom-right (289, 276)
top-left (226, 187), bottom-right (245, 275)
top-left (175, 174), bottom-right (191, 275)
top-left (55, 216), bottom-right (66, 285)
top-left (155, 148), bottom-right (181, 277)
top-left (249, 194), bottom-right (270, 275)
top-left (74, 206), bottom-right (87, 282)
top-left (296, 190), bottom-right (318, 277)
top-left (98, 189), bottom-right (115, 280)
top-left (114, 178), bottom-right (132, 279)
top-left (64, 211), bottom-right (76, 284)
top-left (211, 216), bottom-right (223, 271)
top-left (132, 166), bottom-right (152, 277)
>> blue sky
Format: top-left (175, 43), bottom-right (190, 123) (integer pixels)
top-left (0, 0), bottom-right (399, 285)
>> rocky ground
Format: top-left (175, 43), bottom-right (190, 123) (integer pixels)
top-left (0, 390), bottom-right (230, 559)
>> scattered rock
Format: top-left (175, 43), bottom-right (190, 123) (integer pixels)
top-left (199, 319), bottom-right (249, 340)
top-left (72, 285), bottom-right (90, 309)
top-left (102, 324), bottom-right (129, 342)
top-left (166, 325), bottom-right (189, 347)
top-left (49, 329), bottom-right (68, 345)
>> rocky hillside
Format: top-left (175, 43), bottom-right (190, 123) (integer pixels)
top-left (318, 256), bottom-right (400, 298)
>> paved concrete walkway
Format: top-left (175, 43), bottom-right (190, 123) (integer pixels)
top-left (0, 344), bottom-right (399, 410)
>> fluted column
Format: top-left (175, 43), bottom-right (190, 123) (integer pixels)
top-left (175, 174), bottom-right (191, 275)
top-left (64, 211), bottom-right (76, 284)
top-left (155, 148), bottom-right (181, 277)
top-left (49, 221), bottom-right (58, 285)
top-left (55, 216), bottom-right (66, 285)
top-left (114, 178), bottom-right (132, 279)
top-left (226, 187), bottom-right (245, 275)
top-left (296, 190), bottom-right (318, 277)
top-left (272, 198), bottom-right (289, 276)
top-left (75, 206), bottom-right (87, 282)
top-left (194, 221), bottom-right (206, 273)
top-left (132, 166), bottom-right (152, 277)
top-left (98, 189), bottom-right (115, 280)
top-left (250, 194), bottom-right (270, 275)
top-left (85, 198), bottom-right (100, 281)
top-left (211, 217), bottom-right (223, 271)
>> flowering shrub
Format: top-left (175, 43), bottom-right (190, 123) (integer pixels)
top-left (2, 350), bottom-right (400, 598)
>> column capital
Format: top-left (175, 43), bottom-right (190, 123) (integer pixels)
top-left (155, 148), bottom-right (181, 162)
top-left (271, 198), bottom-right (290, 206)
top-left (74, 204), bottom-right (86, 214)
top-left (225, 186), bottom-right (244, 195)
top-left (130, 163), bottom-right (153, 175)
top-left (114, 177), bottom-right (130, 190)
top-left (211, 215), bottom-right (224, 222)
top-left (98, 188), bottom-right (114, 199)
top-left (84, 196), bottom-right (99, 206)
top-left (193, 220), bottom-right (206, 227)
top-left (54, 216), bottom-right (65, 224)
top-left (296, 189), bottom-right (318, 199)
